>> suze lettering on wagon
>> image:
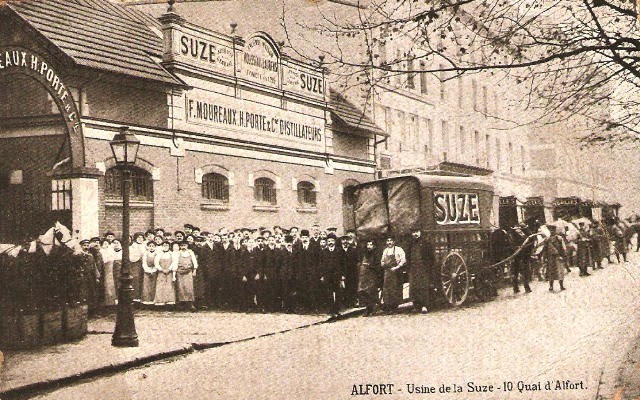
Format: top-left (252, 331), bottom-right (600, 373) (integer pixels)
top-left (433, 192), bottom-right (480, 225)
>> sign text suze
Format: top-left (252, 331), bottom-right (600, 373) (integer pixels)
top-left (434, 192), bottom-right (481, 225)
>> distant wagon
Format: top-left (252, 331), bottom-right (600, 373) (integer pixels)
top-left (352, 174), bottom-right (500, 307)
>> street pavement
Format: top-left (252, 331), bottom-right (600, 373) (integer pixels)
top-left (0, 310), bottom-right (330, 397)
top-left (18, 251), bottom-right (640, 400)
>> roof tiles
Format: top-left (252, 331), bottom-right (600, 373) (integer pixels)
top-left (7, 0), bottom-right (180, 85)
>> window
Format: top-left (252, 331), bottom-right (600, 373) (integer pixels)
top-left (439, 64), bottom-right (446, 101)
top-left (410, 114), bottom-right (418, 150)
top-left (482, 86), bottom-right (488, 114)
top-left (424, 118), bottom-right (433, 154)
top-left (442, 120), bottom-right (449, 159)
top-left (380, 155), bottom-right (392, 170)
top-left (496, 138), bottom-right (502, 171)
top-left (202, 173), bottom-right (229, 203)
top-left (419, 61), bottom-right (428, 94)
top-left (383, 107), bottom-right (391, 151)
top-left (459, 126), bottom-right (465, 159)
top-left (297, 181), bottom-right (316, 207)
top-left (407, 58), bottom-right (415, 89)
top-left (485, 134), bottom-right (491, 168)
top-left (51, 179), bottom-right (71, 211)
top-left (254, 177), bottom-right (277, 205)
top-left (474, 130), bottom-right (480, 165)
top-left (458, 77), bottom-right (464, 108)
top-left (105, 167), bottom-right (153, 202)
top-left (508, 142), bottom-right (514, 174)
top-left (397, 111), bottom-right (405, 151)
top-left (521, 145), bottom-right (526, 173)
top-left (472, 79), bottom-right (478, 111)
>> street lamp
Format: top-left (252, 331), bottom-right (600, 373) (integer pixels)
top-left (110, 126), bottom-right (140, 347)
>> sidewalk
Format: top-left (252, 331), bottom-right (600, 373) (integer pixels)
top-left (0, 308), bottom-right (361, 398)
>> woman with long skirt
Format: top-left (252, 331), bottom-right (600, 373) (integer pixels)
top-left (175, 241), bottom-right (198, 312)
top-left (154, 241), bottom-right (177, 306)
top-left (99, 239), bottom-right (116, 306)
top-left (141, 241), bottom-right (158, 305)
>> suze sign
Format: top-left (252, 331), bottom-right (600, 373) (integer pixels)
top-left (433, 192), bottom-right (481, 225)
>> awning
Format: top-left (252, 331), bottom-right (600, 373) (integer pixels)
top-left (329, 89), bottom-right (388, 137)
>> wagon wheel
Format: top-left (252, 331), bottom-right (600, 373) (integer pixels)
top-left (441, 252), bottom-right (470, 306)
top-left (473, 271), bottom-right (496, 302)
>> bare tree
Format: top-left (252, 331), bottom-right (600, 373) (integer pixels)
top-left (280, 0), bottom-right (640, 146)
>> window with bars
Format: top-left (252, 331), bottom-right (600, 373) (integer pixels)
top-left (202, 173), bottom-right (229, 203)
top-left (51, 179), bottom-right (71, 211)
top-left (254, 177), bottom-right (277, 205)
top-left (297, 181), bottom-right (317, 207)
top-left (105, 167), bottom-right (153, 202)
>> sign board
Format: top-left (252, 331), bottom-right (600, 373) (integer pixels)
top-left (433, 192), bottom-right (481, 225)
top-left (282, 62), bottom-right (325, 101)
top-left (184, 91), bottom-right (324, 150)
top-left (172, 25), bottom-right (235, 76)
top-left (237, 35), bottom-right (279, 88)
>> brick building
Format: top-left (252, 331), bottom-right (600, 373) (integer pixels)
top-left (0, 0), bottom-right (384, 241)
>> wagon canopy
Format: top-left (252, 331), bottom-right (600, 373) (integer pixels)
top-left (353, 174), bottom-right (494, 239)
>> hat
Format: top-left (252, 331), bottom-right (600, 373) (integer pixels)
top-left (346, 229), bottom-right (356, 234)
top-left (300, 229), bottom-right (310, 237)
top-left (89, 237), bottom-right (101, 243)
top-left (155, 228), bottom-right (165, 233)
top-left (79, 239), bottom-right (90, 245)
top-left (145, 229), bottom-right (155, 235)
top-left (273, 225), bottom-right (282, 231)
top-left (201, 231), bottom-right (211, 236)
top-left (281, 228), bottom-right (290, 235)
top-left (340, 235), bottom-right (350, 241)
top-left (184, 224), bottom-right (193, 229)
top-left (284, 235), bottom-right (294, 243)
top-left (179, 240), bottom-right (189, 246)
top-left (174, 230), bottom-right (185, 237)
top-left (327, 233), bottom-right (337, 241)
top-left (104, 231), bottom-right (115, 236)
top-left (192, 226), bottom-right (201, 232)
top-left (261, 230), bottom-right (272, 236)
top-left (327, 227), bottom-right (338, 232)
top-left (195, 236), bottom-right (205, 242)
top-left (241, 227), bottom-right (251, 233)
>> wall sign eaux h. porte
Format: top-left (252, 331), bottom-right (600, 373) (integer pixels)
top-left (434, 191), bottom-right (481, 225)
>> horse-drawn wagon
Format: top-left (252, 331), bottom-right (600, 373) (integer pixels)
top-left (352, 174), bottom-right (500, 307)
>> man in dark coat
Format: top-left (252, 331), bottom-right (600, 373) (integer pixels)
top-left (218, 232), bottom-right (234, 308)
top-left (260, 236), bottom-right (281, 311)
top-left (323, 234), bottom-right (344, 315)
top-left (295, 231), bottom-right (317, 311)
top-left (200, 232), bottom-right (221, 308)
top-left (408, 228), bottom-right (435, 313)
top-left (278, 235), bottom-right (297, 312)
top-left (80, 239), bottom-right (101, 316)
top-left (238, 238), bottom-right (259, 310)
top-left (340, 235), bottom-right (359, 308)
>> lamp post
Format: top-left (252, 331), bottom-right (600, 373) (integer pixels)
top-left (110, 126), bottom-right (140, 347)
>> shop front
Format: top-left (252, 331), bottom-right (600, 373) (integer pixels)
top-left (0, 1), bottom-right (381, 239)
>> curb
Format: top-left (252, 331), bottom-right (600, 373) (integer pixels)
top-left (0, 345), bottom-right (193, 399)
top-left (0, 311), bottom-right (364, 398)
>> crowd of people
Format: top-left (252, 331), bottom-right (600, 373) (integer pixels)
top-left (79, 224), bottom-right (377, 316)
top-left (75, 216), bottom-right (635, 318)
top-left (512, 218), bottom-right (630, 294)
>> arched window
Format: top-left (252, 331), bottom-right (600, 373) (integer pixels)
top-left (297, 181), bottom-right (316, 207)
top-left (343, 185), bottom-right (357, 207)
top-left (105, 167), bottom-right (153, 202)
top-left (202, 173), bottom-right (229, 203)
top-left (254, 177), bottom-right (277, 205)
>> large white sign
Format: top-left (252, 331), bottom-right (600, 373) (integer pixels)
top-left (237, 36), bottom-right (279, 88)
top-left (282, 62), bottom-right (325, 101)
top-left (433, 192), bottom-right (481, 225)
top-left (184, 91), bottom-right (324, 150)
top-left (173, 25), bottom-right (235, 76)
